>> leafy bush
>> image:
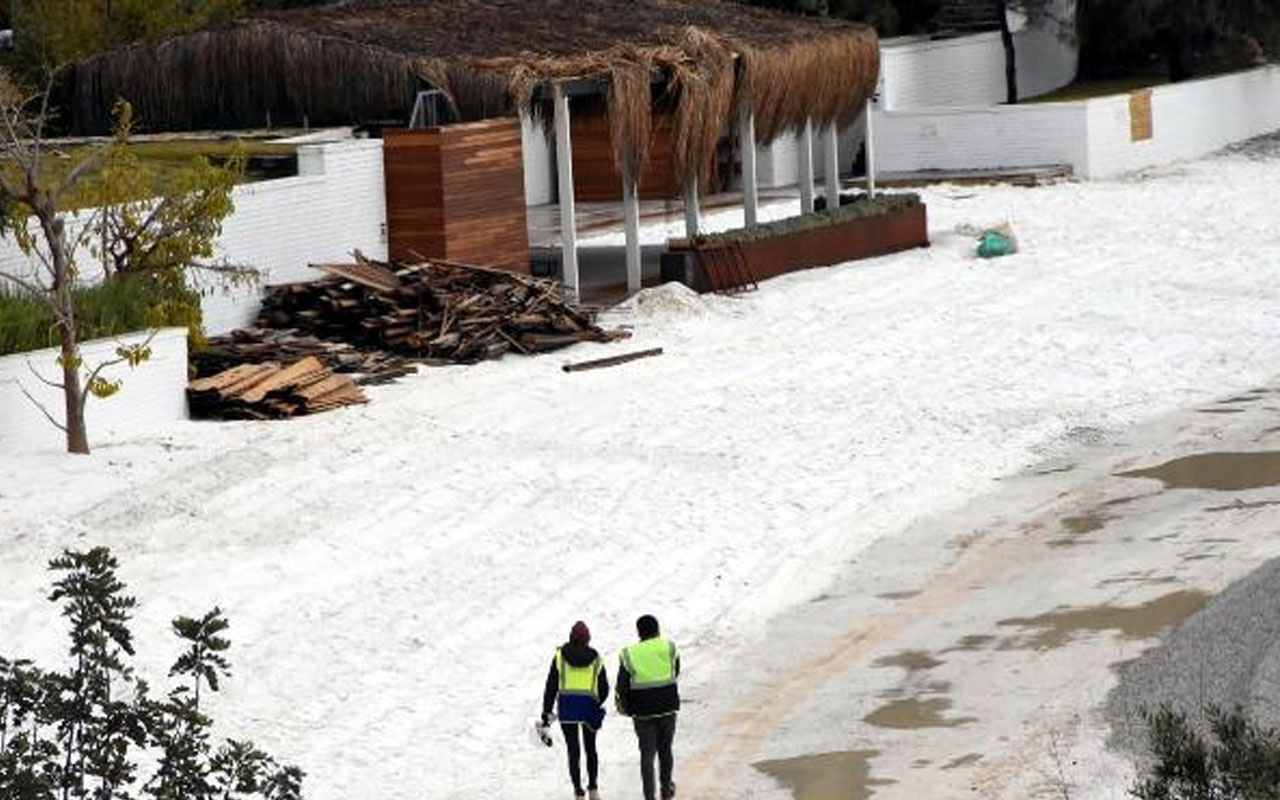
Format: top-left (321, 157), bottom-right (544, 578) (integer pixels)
top-left (1133, 703), bottom-right (1280, 800)
top-left (0, 548), bottom-right (303, 800)
top-left (0, 275), bottom-right (202, 357)
top-left (698, 192), bottom-right (921, 244)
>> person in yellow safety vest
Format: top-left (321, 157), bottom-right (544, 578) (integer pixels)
top-left (542, 621), bottom-right (610, 800)
top-left (615, 615), bottom-right (680, 800)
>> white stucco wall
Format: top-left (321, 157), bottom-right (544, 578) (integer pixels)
top-left (872, 66), bottom-right (1280, 179)
top-left (0, 139), bottom-right (389, 338)
top-left (878, 0), bottom-right (1078, 110)
top-left (0, 327), bottom-right (188, 453)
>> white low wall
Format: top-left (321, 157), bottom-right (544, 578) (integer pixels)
top-left (879, 0), bottom-right (1078, 110)
top-left (0, 327), bottom-right (188, 453)
top-left (874, 66), bottom-right (1280, 178)
top-left (202, 139), bottom-right (388, 334)
top-left (0, 139), bottom-right (389, 338)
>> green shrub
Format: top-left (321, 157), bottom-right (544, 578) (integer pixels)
top-left (0, 275), bottom-right (201, 357)
top-left (698, 192), bottom-right (922, 244)
top-left (1133, 703), bottom-right (1280, 799)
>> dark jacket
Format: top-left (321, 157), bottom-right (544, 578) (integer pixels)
top-left (543, 641), bottom-right (610, 724)
top-left (616, 638), bottom-right (680, 719)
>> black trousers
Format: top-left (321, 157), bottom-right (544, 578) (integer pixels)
top-left (633, 715), bottom-right (677, 800)
top-left (561, 722), bottom-right (599, 794)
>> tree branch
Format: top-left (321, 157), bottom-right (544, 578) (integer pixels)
top-left (0, 265), bottom-right (48, 297)
top-left (8, 377), bottom-right (67, 432)
top-left (79, 329), bottom-right (158, 407)
top-left (26, 358), bottom-right (64, 389)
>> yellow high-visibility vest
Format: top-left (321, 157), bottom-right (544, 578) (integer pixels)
top-left (621, 637), bottom-right (677, 688)
top-left (557, 648), bottom-right (602, 699)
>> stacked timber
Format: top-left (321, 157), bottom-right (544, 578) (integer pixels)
top-left (256, 258), bottom-right (624, 364)
top-left (193, 328), bottom-right (415, 385)
top-left (187, 357), bottom-right (366, 420)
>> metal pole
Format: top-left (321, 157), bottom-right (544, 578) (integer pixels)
top-left (739, 106), bottom-right (759, 227)
top-left (823, 121), bottom-right (840, 208)
top-left (683, 175), bottom-right (701, 239)
top-left (622, 161), bottom-right (642, 292)
top-left (865, 99), bottom-right (878, 199)
top-left (553, 84), bottom-right (579, 297)
top-left (798, 118), bottom-right (815, 214)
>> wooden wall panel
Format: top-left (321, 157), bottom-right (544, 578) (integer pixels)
top-left (571, 112), bottom-right (686, 202)
top-left (384, 119), bottom-right (530, 273)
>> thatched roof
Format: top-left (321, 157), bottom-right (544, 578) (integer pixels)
top-left (66, 0), bottom-right (879, 186)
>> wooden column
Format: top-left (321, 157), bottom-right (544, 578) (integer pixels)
top-left (553, 84), bottom-right (579, 297)
top-left (683, 175), bottom-right (701, 238)
top-left (739, 106), bottom-right (759, 227)
top-left (798, 118), bottom-right (815, 214)
top-left (823, 121), bottom-right (840, 207)
top-left (622, 160), bottom-right (641, 292)
top-left (865, 100), bottom-right (878, 199)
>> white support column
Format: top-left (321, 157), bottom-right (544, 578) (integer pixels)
top-left (739, 106), bottom-right (759, 227)
top-left (553, 84), bottom-right (579, 297)
top-left (864, 99), bottom-right (877, 199)
top-left (621, 161), bottom-right (641, 292)
top-left (683, 176), bottom-right (701, 239)
top-left (823, 121), bottom-right (840, 207)
top-left (798, 117), bottom-right (815, 214)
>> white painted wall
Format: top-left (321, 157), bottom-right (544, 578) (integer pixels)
top-left (0, 139), bottom-right (389, 338)
top-left (878, 0), bottom-right (1078, 110)
top-left (202, 139), bottom-right (388, 334)
top-left (873, 66), bottom-right (1280, 179)
top-left (0, 327), bottom-right (188, 453)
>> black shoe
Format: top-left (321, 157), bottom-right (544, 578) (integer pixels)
top-left (661, 783), bottom-right (676, 800)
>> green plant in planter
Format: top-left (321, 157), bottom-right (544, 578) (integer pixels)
top-left (697, 192), bottom-right (922, 245)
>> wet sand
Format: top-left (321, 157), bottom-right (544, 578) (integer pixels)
top-left (684, 379), bottom-right (1280, 800)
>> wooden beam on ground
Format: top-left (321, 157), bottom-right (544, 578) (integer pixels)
top-left (823, 121), bottom-right (840, 207)
top-left (553, 83), bottom-right (580, 298)
top-left (799, 118), bottom-right (815, 214)
top-left (739, 106), bottom-right (759, 226)
top-left (562, 348), bottom-right (664, 373)
top-left (622, 160), bottom-right (642, 292)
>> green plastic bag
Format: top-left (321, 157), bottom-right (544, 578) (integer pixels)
top-left (977, 231), bottom-right (1014, 259)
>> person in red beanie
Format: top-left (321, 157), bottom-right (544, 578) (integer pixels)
top-left (543, 620), bottom-right (610, 799)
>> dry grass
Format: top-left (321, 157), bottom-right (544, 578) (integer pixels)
top-left (66, 0), bottom-right (879, 188)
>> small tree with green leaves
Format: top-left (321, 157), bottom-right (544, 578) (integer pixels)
top-left (1133, 703), bottom-right (1280, 800)
top-left (0, 548), bottom-right (304, 800)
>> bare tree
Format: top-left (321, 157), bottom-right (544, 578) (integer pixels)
top-left (0, 70), bottom-right (126, 454)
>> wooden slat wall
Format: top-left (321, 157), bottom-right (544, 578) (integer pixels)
top-left (571, 112), bottom-right (683, 202)
top-left (384, 119), bottom-right (530, 273)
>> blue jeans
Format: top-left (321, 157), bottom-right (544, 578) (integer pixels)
top-left (633, 715), bottom-right (677, 800)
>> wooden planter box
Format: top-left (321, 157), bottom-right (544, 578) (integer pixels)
top-left (384, 119), bottom-right (529, 273)
top-left (664, 202), bottom-right (928, 292)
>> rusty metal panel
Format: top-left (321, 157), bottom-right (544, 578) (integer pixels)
top-left (1130, 89), bottom-right (1154, 142)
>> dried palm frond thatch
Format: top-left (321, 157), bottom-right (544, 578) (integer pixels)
top-left (65, 0), bottom-right (879, 188)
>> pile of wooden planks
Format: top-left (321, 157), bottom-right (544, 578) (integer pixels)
top-left (256, 258), bottom-right (625, 364)
top-left (187, 356), bottom-right (366, 420)
top-left (193, 328), bottom-right (415, 385)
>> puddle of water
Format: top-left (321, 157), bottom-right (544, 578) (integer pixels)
top-left (1180, 552), bottom-right (1221, 562)
top-left (1047, 537), bottom-right (1096, 548)
top-left (942, 753), bottom-right (984, 770)
top-left (1221, 394), bottom-right (1265, 404)
top-left (1198, 408), bottom-right (1246, 414)
top-left (877, 590), bottom-right (921, 601)
top-left (945, 634), bottom-right (996, 652)
top-left (1205, 499), bottom-right (1280, 513)
top-left (754, 750), bottom-right (894, 800)
top-left (864, 697), bottom-right (976, 729)
top-left (996, 590), bottom-right (1209, 651)
top-left (1117, 452), bottom-right (1280, 491)
top-left (1061, 512), bottom-right (1113, 534)
top-left (872, 650), bottom-right (943, 673)
top-left (1097, 572), bottom-right (1179, 587)
top-left (1102, 495), bottom-right (1149, 508)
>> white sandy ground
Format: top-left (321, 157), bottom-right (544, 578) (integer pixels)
top-left (3, 145), bottom-right (1280, 800)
